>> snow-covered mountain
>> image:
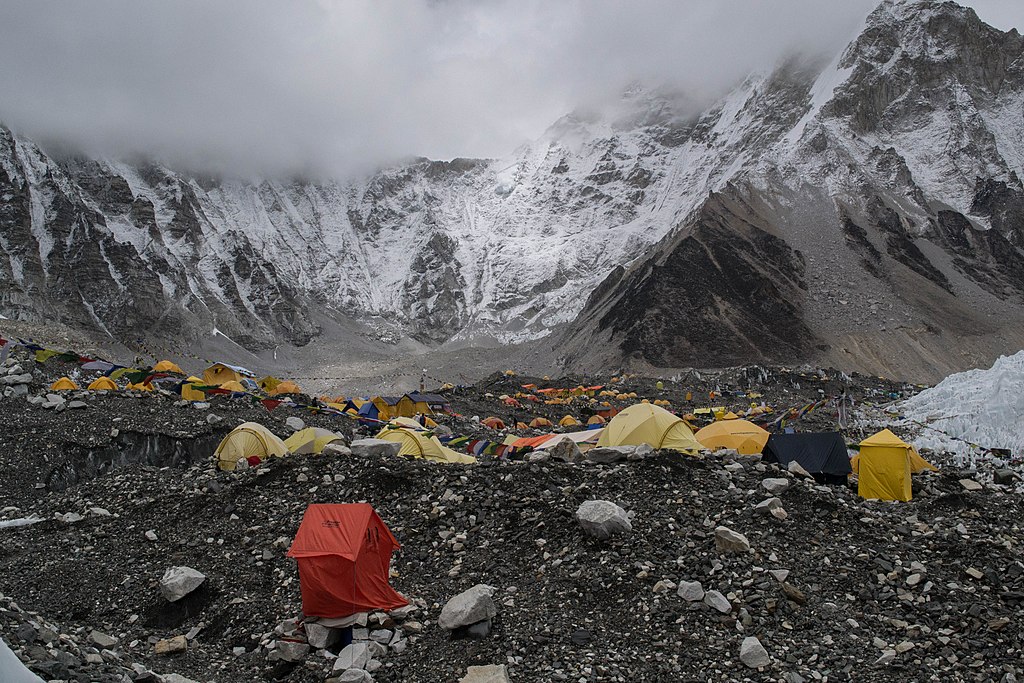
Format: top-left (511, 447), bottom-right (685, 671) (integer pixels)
top-left (1, 0), bottom-right (1023, 379)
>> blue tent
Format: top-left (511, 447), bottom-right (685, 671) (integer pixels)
top-left (357, 401), bottom-right (380, 424)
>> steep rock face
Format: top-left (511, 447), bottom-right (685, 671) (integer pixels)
top-left (573, 191), bottom-right (816, 368)
top-left (1, 0), bottom-right (1023, 378)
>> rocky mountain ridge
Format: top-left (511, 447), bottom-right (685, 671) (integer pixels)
top-left (1, 0), bottom-right (1023, 381)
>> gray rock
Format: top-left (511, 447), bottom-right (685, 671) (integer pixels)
top-left (740, 636), bottom-right (770, 668)
top-left (337, 670), bottom-right (374, 683)
top-left (350, 439), bottom-right (402, 458)
top-left (305, 622), bottom-right (340, 649)
top-left (677, 580), bottom-right (705, 602)
top-left (714, 526), bottom-right (750, 553)
top-left (993, 469), bottom-right (1018, 485)
top-left (159, 566), bottom-right (206, 602)
top-left (322, 443), bottom-right (352, 457)
top-left (438, 584), bottom-right (498, 630)
top-left (285, 416), bottom-right (306, 432)
top-left (754, 497), bottom-right (783, 515)
top-left (460, 664), bottom-right (511, 683)
top-left (576, 500), bottom-right (632, 540)
top-left (369, 629), bottom-right (392, 644)
top-left (547, 437), bottom-right (583, 463)
top-left (90, 630), bottom-right (118, 648)
top-left (703, 589), bottom-right (731, 613)
top-left (787, 460), bottom-right (813, 478)
top-left (585, 446), bottom-right (635, 464)
top-left (161, 675), bottom-right (201, 683)
top-left (333, 642), bottom-right (372, 671)
top-left (205, 413), bottom-right (223, 425)
top-left (269, 640), bottom-right (309, 662)
top-left (959, 478), bottom-right (983, 491)
top-left (762, 477), bottom-right (791, 494)
top-left (67, 400), bottom-right (87, 409)
top-left (875, 649), bottom-right (896, 665)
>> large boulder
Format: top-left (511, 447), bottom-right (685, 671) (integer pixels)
top-left (438, 585), bottom-right (498, 631)
top-left (333, 643), bottom-right (372, 671)
top-left (305, 622), bottom-right (340, 649)
top-left (322, 443), bottom-right (352, 457)
top-left (547, 437), bottom-right (583, 463)
top-left (269, 640), bottom-right (309, 662)
top-left (585, 446), bottom-right (635, 464)
top-left (460, 664), bottom-right (511, 683)
top-left (159, 566), bottom-right (206, 602)
top-left (285, 416), bottom-right (305, 432)
top-left (576, 500), bottom-right (632, 541)
top-left (350, 439), bottom-right (402, 458)
top-left (714, 526), bottom-right (750, 553)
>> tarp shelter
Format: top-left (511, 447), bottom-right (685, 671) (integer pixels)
top-left (181, 376), bottom-right (205, 402)
top-left (482, 417), bottom-right (505, 430)
top-left (597, 403), bottom-right (701, 454)
top-left (287, 503), bottom-right (409, 618)
top-left (153, 360), bottom-right (184, 374)
top-left (762, 432), bottom-right (852, 485)
top-left (50, 377), bottom-right (79, 391)
top-left (215, 422), bottom-right (289, 471)
top-left (285, 427), bottom-right (346, 455)
top-left (535, 429), bottom-right (603, 451)
top-left (559, 415), bottom-right (580, 427)
top-left (695, 419), bottom-right (770, 455)
top-left (87, 377), bottom-right (118, 391)
top-left (375, 422), bottom-right (476, 464)
top-left (203, 362), bottom-right (253, 387)
top-left (854, 429), bottom-right (937, 501)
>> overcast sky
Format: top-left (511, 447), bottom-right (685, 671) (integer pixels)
top-left (0, 0), bottom-right (1019, 177)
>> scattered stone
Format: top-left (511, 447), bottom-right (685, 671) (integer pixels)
top-left (285, 416), bottom-right (306, 431)
top-left (585, 446), bottom-right (635, 464)
top-left (322, 443), bottom-right (352, 457)
top-left (875, 649), bottom-right (897, 665)
top-left (787, 460), bottom-right (813, 478)
top-left (547, 437), bottom-right (583, 462)
top-left (269, 639), bottom-right (309, 662)
top-left (959, 478), bottom-right (983, 491)
top-left (754, 497), bottom-right (783, 515)
top-left (350, 439), bottom-right (402, 458)
top-left (703, 589), bottom-right (731, 613)
top-left (305, 622), bottom-right (340, 649)
top-left (460, 664), bottom-right (511, 683)
top-left (677, 580), bottom-right (705, 602)
top-left (740, 636), bottom-right (770, 668)
top-left (89, 630), bottom-right (118, 648)
top-left (154, 635), bottom-right (187, 655)
top-left (438, 584), bottom-right (498, 631)
top-left (333, 642), bottom-right (372, 671)
top-left (762, 478), bottom-right (791, 494)
top-left (576, 500), bottom-right (632, 540)
top-left (159, 566), bottom-right (206, 602)
top-left (714, 526), bottom-right (750, 553)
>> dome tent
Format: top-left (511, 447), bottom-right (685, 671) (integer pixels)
top-left (375, 419), bottom-right (476, 464)
top-left (597, 403), bottom-right (701, 454)
top-left (285, 427), bottom-right (346, 455)
top-left (87, 377), bottom-right (118, 391)
top-left (215, 422), bottom-right (289, 471)
top-left (695, 419), bottom-right (770, 455)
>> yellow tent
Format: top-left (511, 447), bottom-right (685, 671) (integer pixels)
top-left (695, 419), bottom-right (769, 455)
top-left (559, 415), bottom-right (580, 427)
top-left (530, 417), bottom-right (553, 428)
top-left (127, 382), bottom-right (153, 391)
top-left (87, 377), bottom-right (118, 391)
top-left (220, 380), bottom-right (247, 393)
top-left (854, 429), bottom-right (937, 502)
top-left (153, 360), bottom-right (184, 374)
top-left (587, 415), bottom-right (606, 425)
top-left (271, 380), bottom-right (302, 396)
top-left (50, 377), bottom-right (79, 391)
top-left (597, 403), bottom-right (702, 454)
top-left (259, 376), bottom-right (282, 393)
top-left (284, 427), bottom-right (346, 455)
top-left (182, 376), bottom-right (205, 402)
top-left (375, 421), bottom-right (476, 464)
top-left (215, 422), bottom-right (289, 471)
top-left (203, 363), bottom-right (244, 386)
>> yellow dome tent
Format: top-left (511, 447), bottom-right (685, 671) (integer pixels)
top-left (597, 403), bottom-right (702, 454)
top-left (284, 427), bottom-right (346, 455)
top-left (215, 422), bottom-right (289, 471)
top-left (153, 360), bottom-right (184, 374)
top-left (375, 421), bottom-right (476, 464)
top-left (220, 380), bottom-right (247, 393)
top-left (259, 376), bottom-right (282, 393)
top-left (529, 417), bottom-right (553, 428)
top-left (127, 382), bottom-right (153, 391)
top-left (559, 415), bottom-right (581, 427)
top-left (695, 419), bottom-right (770, 455)
top-left (50, 377), bottom-right (79, 391)
top-left (203, 363), bottom-right (245, 386)
top-left (852, 429), bottom-right (937, 502)
top-left (587, 415), bottom-right (606, 425)
top-left (181, 376), bottom-right (205, 401)
top-left (87, 377), bottom-right (118, 391)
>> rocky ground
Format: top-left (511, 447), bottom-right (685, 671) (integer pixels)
top-left (2, 347), bottom-right (1023, 682)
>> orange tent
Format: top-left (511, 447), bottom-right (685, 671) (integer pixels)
top-left (286, 504), bottom-right (408, 618)
top-left (482, 417), bottom-right (505, 430)
top-left (529, 417), bottom-right (553, 428)
top-left (272, 380), bottom-right (302, 395)
top-left (587, 415), bottom-right (606, 425)
top-left (511, 435), bottom-right (558, 449)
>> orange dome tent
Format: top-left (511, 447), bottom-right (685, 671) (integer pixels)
top-left (529, 417), bottom-right (553, 428)
top-left (695, 419), bottom-right (770, 455)
top-left (271, 380), bottom-right (302, 395)
top-left (153, 360), bottom-right (184, 374)
top-left (87, 377), bottom-right (118, 391)
top-left (220, 380), bottom-right (246, 393)
top-left (50, 377), bottom-right (79, 391)
top-left (482, 417), bottom-right (505, 430)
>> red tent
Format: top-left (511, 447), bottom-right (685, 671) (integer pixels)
top-left (287, 504), bottom-right (408, 618)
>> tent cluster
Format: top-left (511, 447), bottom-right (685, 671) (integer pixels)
top-left (215, 422), bottom-right (347, 471)
top-left (355, 393), bottom-right (452, 423)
